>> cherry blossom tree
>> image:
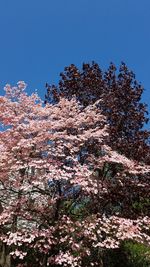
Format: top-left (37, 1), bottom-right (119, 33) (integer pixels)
top-left (0, 82), bottom-right (150, 267)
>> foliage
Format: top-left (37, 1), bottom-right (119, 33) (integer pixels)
top-left (123, 241), bottom-right (150, 267)
top-left (102, 241), bottom-right (150, 267)
top-left (45, 62), bottom-right (150, 163)
top-left (0, 82), bottom-right (150, 267)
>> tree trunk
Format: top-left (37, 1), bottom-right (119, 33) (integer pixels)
top-left (0, 243), bottom-right (11, 267)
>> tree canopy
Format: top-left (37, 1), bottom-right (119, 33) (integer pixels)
top-left (0, 82), bottom-right (150, 266)
top-left (45, 62), bottom-right (150, 163)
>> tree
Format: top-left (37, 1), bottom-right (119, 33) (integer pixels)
top-left (45, 62), bottom-right (150, 163)
top-left (0, 82), bottom-right (150, 267)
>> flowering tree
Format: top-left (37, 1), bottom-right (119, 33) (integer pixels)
top-left (0, 82), bottom-right (150, 267)
top-left (45, 62), bottom-right (150, 163)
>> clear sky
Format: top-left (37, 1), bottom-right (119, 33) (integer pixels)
top-left (0, 0), bottom-right (150, 126)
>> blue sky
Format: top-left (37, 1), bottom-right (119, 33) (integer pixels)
top-left (0, 0), bottom-right (150, 126)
